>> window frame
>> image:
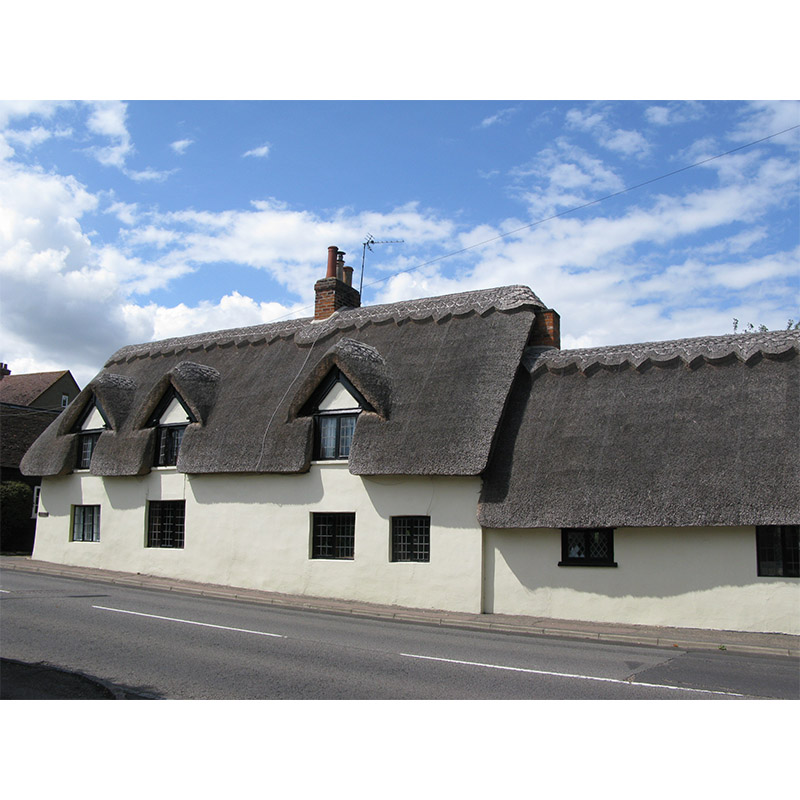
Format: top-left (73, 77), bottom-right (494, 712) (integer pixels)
top-left (71, 504), bottom-right (101, 542)
top-left (76, 431), bottom-right (101, 469)
top-left (149, 390), bottom-right (194, 467)
top-left (72, 399), bottom-right (109, 470)
top-left (311, 512), bottom-right (355, 560)
top-left (558, 527), bottom-right (617, 567)
top-left (391, 516), bottom-right (431, 563)
top-left (154, 424), bottom-right (187, 467)
top-left (146, 500), bottom-right (186, 549)
top-left (756, 525), bottom-right (799, 578)
top-left (314, 412), bottom-right (359, 460)
top-left (301, 368), bottom-right (372, 462)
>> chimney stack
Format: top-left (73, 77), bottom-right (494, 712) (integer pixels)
top-left (530, 309), bottom-right (561, 349)
top-left (314, 246), bottom-right (361, 320)
top-left (0, 362), bottom-right (10, 378)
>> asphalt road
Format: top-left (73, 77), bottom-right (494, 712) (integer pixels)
top-left (1, 569), bottom-right (797, 699)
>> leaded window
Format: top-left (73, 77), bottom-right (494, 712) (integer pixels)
top-left (147, 500), bottom-right (186, 549)
top-left (316, 413), bottom-right (358, 460)
top-left (391, 516), bottom-right (431, 562)
top-left (155, 425), bottom-right (185, 466)
top-left (77, 432), bottom-right (100, 469)
top-left (72, 505), bottom-right (100, 542)
top-left (311, 512), bottom-right (355, 559)
top-left (150, 391), bottom-right (192, 467)
top-left (559, 528), bottom-right (617, 567)
top-left (756, 525), bottom-right (799, 577)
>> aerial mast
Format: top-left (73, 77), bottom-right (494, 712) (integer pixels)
top-left (360, 234), bottom-right (404, 295)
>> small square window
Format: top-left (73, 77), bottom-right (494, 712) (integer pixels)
top-left (756, 526), bottom-right (799, 577)
top-left (391, 516), bottom-right (430, 562)
top-left (61, 394), bottom-right (69, 408)
top-left (559, 528), bottom-right (617, 567)
top-left (147, 500), bottom-right (185, 548)
top-left (311, 512), bottom-right (355, 559)
top-left (72, 505), bottom-right (100, 542)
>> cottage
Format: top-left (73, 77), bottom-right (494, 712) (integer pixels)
top-left (21, 247), bottom-right (799, 633)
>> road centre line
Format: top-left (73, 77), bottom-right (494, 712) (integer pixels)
top-left (92, 605), bottom-right (284, 638)
top-left (400, 653), bottom-right (745, 697)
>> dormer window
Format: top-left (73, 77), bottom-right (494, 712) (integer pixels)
top-left (74, 401), bottom-right (109, 469)
top-left (150, 390), bottom-right (194, 467)
top-left (302, 368), bottom-right (371, 461)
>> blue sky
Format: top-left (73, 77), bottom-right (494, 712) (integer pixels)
top-left (1, 98), bottom-right (798, 387)
top-left (1, 1), bottom-right (799, 389)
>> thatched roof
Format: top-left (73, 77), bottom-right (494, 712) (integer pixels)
top-left (21, 286), bottom-right (543, 478)
top-left (478, 330), bottom-right (800, 528)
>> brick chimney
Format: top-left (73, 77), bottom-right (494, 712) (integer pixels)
top-left (530, 309), bottom-right (561, 349)
top-left (314, 246), bottom-right (361, 320)
top-left (0, 362), bottom-right (10, 378)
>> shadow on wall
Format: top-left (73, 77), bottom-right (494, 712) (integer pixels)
top-left (189, 469), bottom-right (326, 507)
top-left (486, 526), bottom-right (777, 605)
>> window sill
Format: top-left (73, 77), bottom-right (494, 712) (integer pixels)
top-left (558, 561), bottom-right (618, 568)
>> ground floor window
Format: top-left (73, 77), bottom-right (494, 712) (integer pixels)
top-left (147, 500), bottom-right (185, 549)
top-left (756, 525), bottom-right (799, 577)
top-left (391, 516), bottom-right (430, 562)
top-left (72, 505), bottom-right (100, 542)
top-left (311, 512), bottom-right (355, 559)
top-left (559, 527), bottom-right (617, 567)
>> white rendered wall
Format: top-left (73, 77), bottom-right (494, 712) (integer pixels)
top-left (484, 527), bottom-right (800, 634)
top-left (32, 466), bottom-right (483, 613)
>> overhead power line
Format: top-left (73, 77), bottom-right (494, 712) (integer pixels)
top-left (266, 123), bottom-right (800, 322)
top-left (360, 123), bottom-right (800, 292)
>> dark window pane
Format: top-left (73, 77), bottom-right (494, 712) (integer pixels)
top-left (77, 433), bottom-right (100, 469)
top-left (315, 414), bottom-right (359, 460)
top-left (560, 528), bottom-right (615, 566)
top-left (392, 516), bottom-right (430, 562)
top-left (757, 526), bottom-right (800, 578)
top-left (338, 416), bottom-right (356, 457)
top-left (155, 426), bottom-right (186, 466)
top-left (72, 505), bottom-right (100, 542)
top-left (318, 417), bottom-right (338, 460)
top-left (312, 513), bottom-right (355, 559)
top-left (147, 501), bottom-right (186, 548)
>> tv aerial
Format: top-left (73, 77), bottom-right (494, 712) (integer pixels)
top-left (360, 234), bottom-right (404, 294)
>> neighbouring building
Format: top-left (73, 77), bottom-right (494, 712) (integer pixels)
top-left (21, 247), bottom-right (800, 633)
top-left (1, 365), bottom-right (80, 552)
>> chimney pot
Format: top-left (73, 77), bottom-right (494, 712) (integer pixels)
top-left (342, 266), bottom-right (354, 287)
top-left (326, 246), bottom-right (338, 278)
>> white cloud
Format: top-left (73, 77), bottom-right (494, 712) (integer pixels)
top-left (171, 138), bottom-right (194, 154)
top-left (126, 166), bottom-right (176, 182)
top-left (105, 200), bottom-right (138, 226)
top-left (4, 126), bottom-right (53, 149)
top-left (566, 106), bottom-right (651, 158)
top-left (85, 100), bottom-right (133, 168)
top-left (732, 100), bottom-right (800, 143)
top-left (644, 102), bottom-right (705, 126)
top-left (243, 142), bottom-right (271, 158)
top-left (0, 101), bottom-right (72, 129)
top-left (479, 107), bottom-right (518, 128)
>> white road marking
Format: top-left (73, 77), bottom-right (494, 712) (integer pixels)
top-left (400, 652), bottom-right (745, 697)
top-left (0, 589), bottom-right (10, 593)
top-left (92, 605), bottom-right (284, 638)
